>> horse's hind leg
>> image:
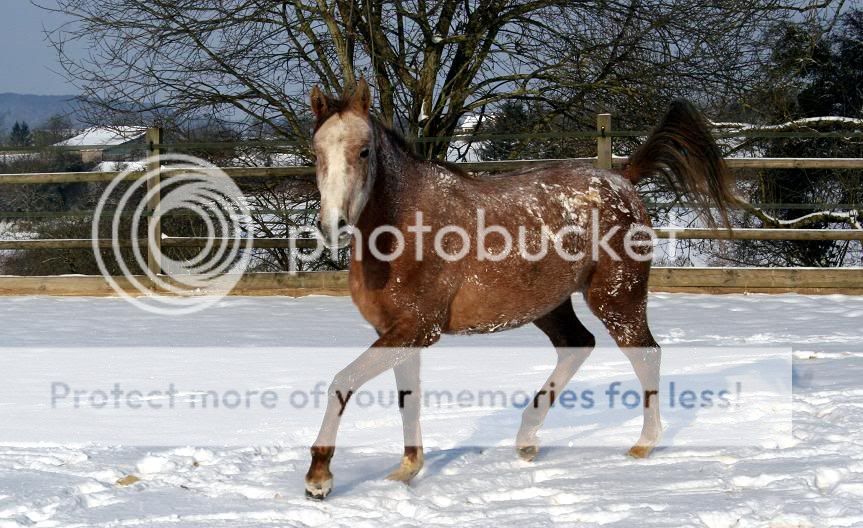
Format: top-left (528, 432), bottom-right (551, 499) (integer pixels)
top-left (386, 352), bottom-right (424, 482)
top-left (585, 263), bottom-right (662, 458)
top-left (516, 299), bottom-right (596, 461)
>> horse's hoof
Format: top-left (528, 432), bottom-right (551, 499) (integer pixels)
top-left (304, 477), bottom-right (333, 500)
top-left (517, 445), bottom-right (539, 462)
top-left (386, 465), bottom-right (420, 483)
top-left (386, 454), bottom-right (423, 483)
top-left (627, 445), bottom-right (653, 459)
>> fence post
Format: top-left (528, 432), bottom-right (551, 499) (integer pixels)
top-left (145, 126), bottom-right (162, 276)
top-left (596, 113), bottom-right (612, 169)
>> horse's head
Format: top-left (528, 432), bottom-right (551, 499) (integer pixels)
top-left (310, 78), bottom-right (375, 247)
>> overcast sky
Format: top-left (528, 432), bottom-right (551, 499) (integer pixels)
top-left (0, 1), bottom-right (79, 95)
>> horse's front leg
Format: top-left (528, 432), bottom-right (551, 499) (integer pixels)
top-left (386, 352), bottom-right (423, 482)
top-left (304, 320), bottom-right (440, 500)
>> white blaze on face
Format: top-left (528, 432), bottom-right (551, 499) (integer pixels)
top-left (313, 112), bottom-right (374, 245)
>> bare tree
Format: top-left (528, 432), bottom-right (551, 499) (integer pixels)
top-left (43, 0), bottom-right (836, 159)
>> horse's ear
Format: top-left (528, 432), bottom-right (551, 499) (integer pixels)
top-left (310, 85), bottom-right (327, 118)
top-left (351, 77), bottom-right (371, 114)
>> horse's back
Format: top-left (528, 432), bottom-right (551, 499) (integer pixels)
top-left (453, 162), bottom-right (650, 234)
top-left (439, 162), bottom-right (651, 334)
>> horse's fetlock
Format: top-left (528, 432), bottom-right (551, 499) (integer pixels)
top-left (310, 445), bottom-right (334, 461)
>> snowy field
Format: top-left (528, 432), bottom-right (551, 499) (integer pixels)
top-left (0, 293), bottom-right (862, 527)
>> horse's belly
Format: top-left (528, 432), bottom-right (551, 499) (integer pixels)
top-left (445, 259), bottom-right (591, 334)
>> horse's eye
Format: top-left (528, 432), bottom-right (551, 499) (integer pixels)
top-left (359, 148), bottom-right (370, 159)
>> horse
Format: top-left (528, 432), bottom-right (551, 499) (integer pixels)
top-left (304, 78), bottom-right (735, 499)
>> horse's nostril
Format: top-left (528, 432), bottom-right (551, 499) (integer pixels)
top-left (337, 218), bottom-right (348, 230)
top-left (315, 219), bottom-right (323, 232)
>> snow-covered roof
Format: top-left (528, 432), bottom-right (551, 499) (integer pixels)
top-left (460, 114), bottom-right (482, 131)
top-left (56, 126), bottom-right (147, 148)
top-left (458, 113), bottom-right (497, 132)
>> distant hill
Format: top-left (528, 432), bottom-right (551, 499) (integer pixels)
top-left (0, 93), bottom-right (83, 132)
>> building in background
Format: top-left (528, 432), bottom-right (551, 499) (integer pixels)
top-left (55, 126), bottom-right (146, 164)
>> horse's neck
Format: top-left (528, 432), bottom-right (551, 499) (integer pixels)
top-left (361, 126), bottom-right (416, 226)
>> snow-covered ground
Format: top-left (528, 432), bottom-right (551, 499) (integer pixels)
top-left (0, 293), bottom-right (862, 527)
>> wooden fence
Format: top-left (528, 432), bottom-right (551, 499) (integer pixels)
top-left (1, 116), bottom-right (861, 296)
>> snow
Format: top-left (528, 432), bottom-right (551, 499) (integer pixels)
top-left (710, 116), bottom-right (863, 131)
top-left (230, 152), bottom-right (306, 167)
top-left (56, 127), bottom-right (147, 148)
top-left (0, 293), bottom-right (862, 526)
top-left (447, 139), bottom-right (488, 162)
top-left (0, 153), bottom-right (39, 163)
top-left (94, 161), bottom-right (147, 173)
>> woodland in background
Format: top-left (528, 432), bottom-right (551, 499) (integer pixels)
top-left (477, 9), bottom-right (863, 267)
top-left (0, 1), bottom-right (858, 273)
top-left (47, 0), bottom-right (837, 153)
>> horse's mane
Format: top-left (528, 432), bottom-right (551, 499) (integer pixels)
top-left (374, 120), bottom-right (469, 178)
top-left (315, 97), bottom-right (467, 177)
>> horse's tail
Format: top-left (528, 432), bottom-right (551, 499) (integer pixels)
top-left (625, 99), bottom-right (737, 224)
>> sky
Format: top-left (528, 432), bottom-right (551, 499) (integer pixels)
top-left (0, 1), bottom-right (79, 95)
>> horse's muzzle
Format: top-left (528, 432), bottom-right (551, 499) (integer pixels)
top-left (316, 217), bottom-right (353, 248)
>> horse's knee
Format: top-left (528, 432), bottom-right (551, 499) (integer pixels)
top-left (328, 370), bottom-right (361, 411)
top-left (330, 370), bottom-right (353, 394)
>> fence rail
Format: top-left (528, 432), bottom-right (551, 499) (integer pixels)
top-left (0, 268), bottom-right (860, 297)
top-left (3, 157), bottom-right (863, 185)
top-left (1, 116), bottom-right (861, 296)
top-left (1, 227), bottom-right (862, 252)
